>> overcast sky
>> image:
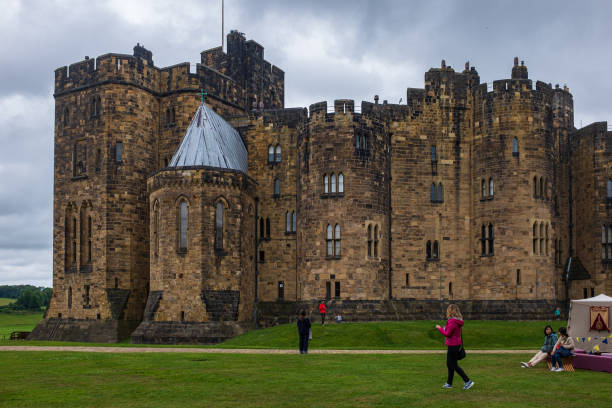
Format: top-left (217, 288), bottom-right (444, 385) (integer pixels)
top-left (1, 0), bottom-right (611, 287)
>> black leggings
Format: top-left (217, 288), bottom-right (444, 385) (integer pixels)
top-left (447, 345), bottom-right (469, 385)
top-left (299, 335), bottom-right (309, 353)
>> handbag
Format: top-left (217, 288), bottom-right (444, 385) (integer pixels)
top-left (458, 332), bottom-right (466, 360)
top-left (308, 328), bottom-right (312, 340)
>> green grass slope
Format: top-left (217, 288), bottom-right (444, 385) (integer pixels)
top-left (0, 311), bottom-right (43, 338)
top-left (0, 298), bottom-right (15, 306)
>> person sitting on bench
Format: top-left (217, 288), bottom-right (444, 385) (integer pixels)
top-left (550, 327), bottom-right (574, 372)
top-left (521, 325), bottom-right (557, 368)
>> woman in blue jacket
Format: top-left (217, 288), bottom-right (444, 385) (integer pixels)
top-left (521, 325), bottom-right (557, 368)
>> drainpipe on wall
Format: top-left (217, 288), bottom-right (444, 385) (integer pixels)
top-left (253, 197), bottom-right (259, 327)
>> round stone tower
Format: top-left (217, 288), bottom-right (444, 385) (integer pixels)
top-left (132, 103), bottom-right (256, 344)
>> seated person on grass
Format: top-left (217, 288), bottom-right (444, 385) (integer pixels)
top-left (521, 325), bottom-right (557, 368)
top-left (550, 327), bottom-right (574, 372)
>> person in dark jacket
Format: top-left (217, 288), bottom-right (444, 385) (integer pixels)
top-left (521, 325), bottom-right (558, 368)
top-left (436, 304), bottom-right (474, 390)
top-left (297, 310), bottom-right (311, 354)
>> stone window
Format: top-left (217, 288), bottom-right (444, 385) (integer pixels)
top-left (153, 201), bottom-right (159, 257)
top-left (539, 177), bottom-right (543, 199)
top-left (374, 225), bottom-right (379, 257)
top-left (512, 137), bottom-right (519, 157)
top-left (488, 224), bottom-right (494, 255)
top-left (326, 281), bottom-right (331, 300)
top-left (180, 311), bottom-right (185, 322)
top-left (268, 145), bottom-right (274, 163)
top-left (433, 240), bottom-right (439, 260)
top-left (431, 145), bottom-right (437, 162)
top-left (335, 281), bottom-right (341, 298)
top-left (533, 222), bottom-right (538, 255)
top-left (324, 174), bottom-right (329, 194)
top-left (177, 199), bottom-right (188, 253)
top-left (533, 177), bottom-right (538, 198)
top-left (265, 217), bottom-right (271, 239)
top-left (90, 96), bottom-right (101, 119)
top-left (326, 224), bottom-right (333, 256)
top-left (584, 288), bottom-right (588, 299)
top-left (331, 173), bottom-right (336, 193)
top-left (67, 287), bottom-right (72, 309)
top-left (489, 178), bottom-right (494, 197)
top-left (95, 148), bottom-right (101, 173)
top-left (115, 142), bottom-right (123, 163)
top-left (274, 178), bottom-right (280, 197)
top-left (79, 204), bottom-right (91, 266)
top-left (278, 281), bottom-right (284, 300)
top-left (72, 141), bottom-right (88, 178)
top-left (437, 183), bottom-right (444, 202)
top-left (292, 211), bottom-right (296, 233)
top-left (334, 224), bottom-right (341, 256)
top-left (367, 225), bottom-right (373, 257)
top-left (601, 225), bottom-right (612, 261)
top-left (482, 179), bottom-right (487, 198)
top-left (286, 211), bottom-right (291, 233)
top-left (591, 288), bottom-right (595, 297)
top-left (405, 273), bottom-right (410, 287)
top-left (275, 144), bottom-right (281, 163)
top-left (426, 240), bottom-right (432, 259)
top-left (259, 217), bottom-right (264, 239)
top-left (430, 183), bottom-right (436, 202)
top-left (448, 281), bottom-right (453, 298)
top-left (539, 223), bottom-right (544, 255)
top-left (355, 129), bottom-right (368, 151)
top-left (165, 108), bottom-right (176, 128)
top-left (607, 180), bottom-right (612, 207)
top-left (72, 217), bottom-right (77, 266)
top-left (558, 239), bottom-right (563, 265)
top-left (338, 173), bottom-right (344, 193)
top-left (259, 250), bottom-right (265, 263)
top-left (65, 205), bottom-right (76, 269)
top-left (516, 269), bottom-right (521, 285)
top-left (215, 202), bottom-right (224, 250)
top-left (480, 225), bottom-right (486, 256)
top-left (114, 278), bottom-right (119, 289)
top-left (84, 285), bottom-right (90, 307)
top-left (545, 224), bottom-right (549, 256)
top-left (63, 107), bottom-right (69, 127)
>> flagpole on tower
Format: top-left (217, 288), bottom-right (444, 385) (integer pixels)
top-left (222, 0), bottom-right (224, 51)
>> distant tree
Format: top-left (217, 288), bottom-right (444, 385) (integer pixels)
top-left (41, 288), bottom-right (52, 307)
top-left (14, 289), bottom-right (44, 310)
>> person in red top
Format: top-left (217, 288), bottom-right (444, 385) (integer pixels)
top-left (318, 301), bottom-right (326, 326)
top-left (436, 304), bottom-right (474, 390)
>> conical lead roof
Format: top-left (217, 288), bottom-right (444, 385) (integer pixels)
top-left (168, 103), bottom-right (248, 174)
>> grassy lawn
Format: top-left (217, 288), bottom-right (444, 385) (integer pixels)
top-left (0, 352), bottom-right (609, 408)
top-left (0, 298), bottom-right (15, 307)
top-left (0, 311), bottom-right (43, 339)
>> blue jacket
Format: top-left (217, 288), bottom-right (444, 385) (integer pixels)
top-left (541, 333), bottom-right (558, 353)
top-left (297, 318), bottom-right (311, 336)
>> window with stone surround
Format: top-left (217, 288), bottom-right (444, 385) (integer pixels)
top-left (533, 222), bottom-right (538, 255)
top-left (67, 286), bottom-right (72, 309)
top-left (335, 281), bottom-right (341, 298)
top-left (431, 145), bottom-right (437, 162)
top-left (286, 211), bottom-right (290, 233)
top-left (79, 203), bottom-right (91, 266)
top-left (278, 281), bottom-right (284, 300)
top-left (430, 184), bottom-right (436, 202)
top-left (437, 183), bottom-right (444, 202)
top-left (367, 225), bottom-right (373, 257)
top-left (177, 199), bottom-right (188, 253)
top-left (426, 240), bottom-right (432, 259)
top-left (488, 224), bottom-right (494, 255)
top-left (326, 224), bottom-right (341, 258)
top-left (516, 269), bottom-right (521, 285)
top-left (324, 174), bottom-right (329, 194)
top-left (63, 107), bottom-right (69, 127)
top-left (331, 173), bottom-right (336, 193)
top-left (338, 173), bottom-right (344, 193)
top-left (512, 137), bottom-right (519, 157)
top-left (64, 204), bottom-right (76, 270)
top-left (274, 179), bottom-right (280, 197)
top-left (215, 202), bottom-right (224, 250)
top-left (84, 285), bottom-right (90, 307)
top-left (72, 217), bottom-right (77, 266)
top-left (448, 281), bottom-right (453, 298)
top-left (334, 224), bottom-right (341, 256)
top-left (115, 142), bottom-right (123, 163)
top-left (607, 180), bottom-right (612, 208)
top-left (327, 224), bottom-right (333, 256)
top-left (539, 177), bottom-right (543, 199)
top-left (545, 224), bottom-right (549, 256)
top-left (489, 178), bottom-right (494, 197)
top-left (268, 145), bottom-right (274, 163)
top-left (153, 201), bottom-right (159, 257)
top-left (259, 217), bottom-right (264, 239)
top-left (265, 217), bottom-right (271, 239)
top-left (72, 141), bottom-right (88, 178)
top-left (481, 225), bottom-right (486, 256)
top-left (482, 179), bottom-right (487, 198)
top-left (275, 144), bottom-right (281, 163)
top-left (533, 177), bottom-right (538, 198)
top-left (374, 225), bottom-right (379, 257)
top-left (292, 211), bottom-right (296, 233)
top-left (481, 224), bottom-right (493, 256)
top-left (602, 225), bottom-right (612, 261)
top-left (433, 241), bottom-right (439, 260)
top-left (405, 273), bottom-right (410, 287)
top-left (90, 96), bottom-right (101, 119)
top-left (539, 223), bottom-right (544, 255)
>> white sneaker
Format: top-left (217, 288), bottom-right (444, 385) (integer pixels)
top-left (550, 367), bottom-right (557, 371)
top-left (520, 362), bottom-right (529, 368)
top-left (556, 367), bottom-right (564, 372)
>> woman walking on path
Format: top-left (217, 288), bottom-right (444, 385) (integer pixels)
top-left (521, 325), bottom-right (557, 368)
top-left (436, 304), bottom-right (474, 390)
top-left (318, 301), bottom-right (326, 326)
top-left (297, 310), bottom-right (311, 354)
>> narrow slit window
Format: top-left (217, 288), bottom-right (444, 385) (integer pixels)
top-left (373, 225), bottom-right (379, 257)
top-left (367, 225), bottom-right (372, 257)
top-left (338, 173), bottom-right (344, 193)
top-left (274, 179), bottom-right (280, 196)
top-left (489, 178), bottom-right (494, 197)
top-left (179, 201), bottom-right (188, 252)
top-left (215, 202), bottom-right (223, 250)
top-left (334, 224), bottom-right (341, 256)
top-left (324, 174), bottom-right (329, 194)
top-left (331, 173), bottom-right (336, 193)
top-left (275, 145), bottom-right (281, 162)
top-left (326, 224), bottom-right (333, 256)
top-left (268, 145), bottom-right (274, 163)
top-left (115, 142), bottom-right (123, 163)
top-left (292, 211), bottom-right (296, 232)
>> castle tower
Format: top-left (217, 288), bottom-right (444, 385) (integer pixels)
top-left (131, 103), bottom-right (256, 344)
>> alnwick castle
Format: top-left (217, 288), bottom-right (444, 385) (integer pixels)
top-left (31, 31), bottom-right (612, 343)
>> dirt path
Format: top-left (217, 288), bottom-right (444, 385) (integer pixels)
top-left (0, 346), bottom-right (535, 354)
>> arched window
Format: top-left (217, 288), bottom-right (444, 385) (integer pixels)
top-left (431, 145), bottom-right (437, 162)
top-left (274, 178), bottom-right (280, 196)
top-left (331, 173), bottom-right (336, 193)
top-left (430, 183), bottom-right (436, 202)
top-left (87, 215), bottom-right (92, 263)
top-left (80, 205), bottom-right (88, 266)
top-left (374, 225), bottom-right (379, 257)
top-left (539, 223), bottom-right (544, 255)
top-left (259, 217), bottom-right (264, 239)
top-left (482, 179), bottom-right (486, 198)
top-left (481, 225), bottom-right (486, 255)
top-left (68, 287), bottom-right (72, 309)
top-left (533, 177), bottom-right (538, 198)
top-left (449, 282), bottom-right (453, 297)
top-left (488, 224), bottom-right (494, 255)
top-left (433, 240), bottom-right (439, 259)
top-left (326, 224), bottom-right (333, 256)
top-left (334, 224), bottom-right (341, 256)
top-left (178, 200), bottom-right (188, 252)
top-left (512, 137), bottom-right (518, 156)
top-left (266, 217), bottom-right (271, 238)
top-left (275, 144), bottom-right (281, 162)
top-left (607, 180), bottom-right (612, 199)
top-left (437, 183), bottom-right (444, 202)
top-left (367, 225), bottom-right (372, 257)
top-left (215, 202), bottom-right (223, 250)
top-left (268, 145), bottom-right (274, 163)
top-left (72, 217), bottom-right (77, 266)
top-left (338, 173), bottom-right (344, 193)
top-left (489, 178), bottom-right (494, 197)
top-left (292, 211), bottom-right (296, 232)
top-left (426, 240), bottom-right (432, 259)
top-left (324, 174), bottom-right (329, 194)
top-left (355, 133), bottom-right (361, 149)
top-left (533, 222), bottom-right (538, 254)
top-left (153, 201), bottom-right (159, 257)
top-left (539, 177), bottom-right (543, 199)
top-left (545, 224), bottom-right (549, 256)
top-left (285, 211), bottom-right (290, 233)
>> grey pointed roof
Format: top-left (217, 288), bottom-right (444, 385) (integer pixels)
top-left (168, 103), bottom-right (248, 174)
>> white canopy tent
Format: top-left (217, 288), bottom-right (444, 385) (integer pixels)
top-left (568, 294), bottom-right (612, 353)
